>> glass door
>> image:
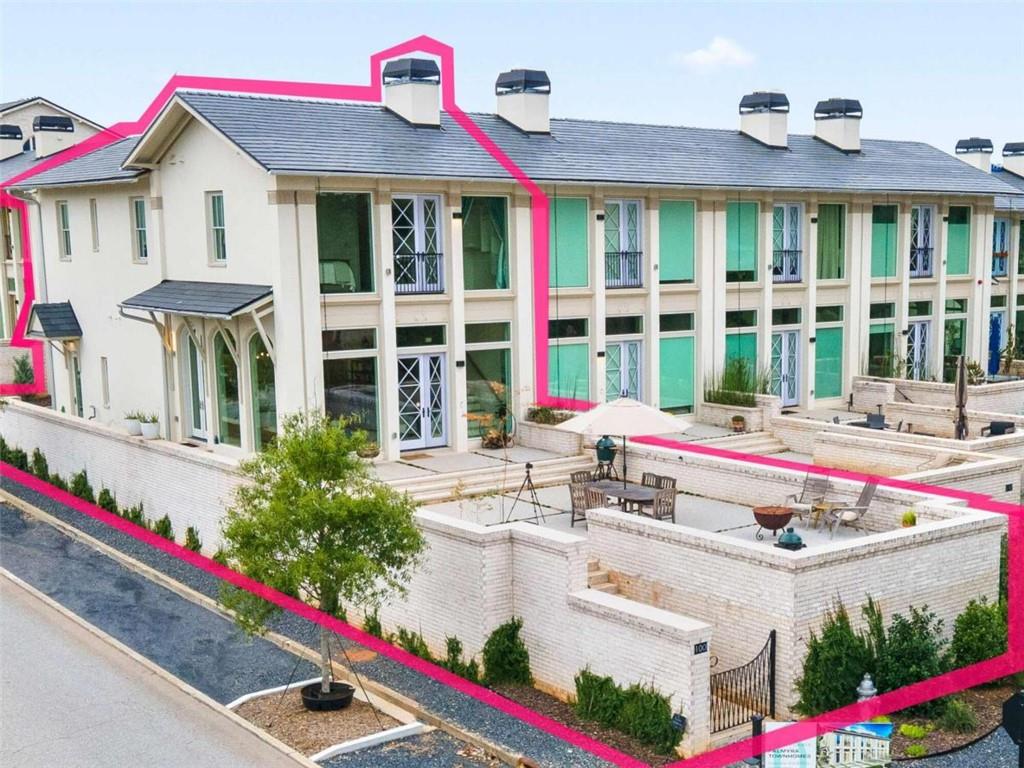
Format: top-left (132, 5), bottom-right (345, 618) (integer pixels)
top-left (770, 330), bottom-right (800, 406)
top-left (909, 205), bottom-right (934, 278)
top-left (989, 311), bottom-right (1006, 375)
top-left (907, 320), bottom-right (931, 380)
top-left (184, 335), bottom-right (207, 439)
top-left (605, 340), bottom-right (641, 400)
top-left (398, 353), bottom-right (447, 450)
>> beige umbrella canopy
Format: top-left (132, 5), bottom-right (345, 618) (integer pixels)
top-left (557, 398), bottom-right (692, 487)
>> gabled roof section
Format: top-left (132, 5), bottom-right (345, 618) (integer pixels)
top-left (0, 96), bottom-right (104, 132)
top-left (993, 167), bottom-right (1024, 212)
top-left (172, 90), bottom-right (1019, 196)
top-left (27, 301), bottom-right (82, 340)
top-left (120, 280), bottom-right (272, 319)
top-left (6, 136), bottom-right (144, 189)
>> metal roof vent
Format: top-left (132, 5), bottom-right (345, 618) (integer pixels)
top-left (0, 123), bottom-right (24, 161)
top-left (955, 137), bottom-right (993, 173)
top-left (739, 91), bottom-right (789, 148)
top-left (32, 115), bottom-right (74, 132)
top-left (1003, 142), bottom-right (1024, 178)
top-left (496, 68), bottom-right (551, 134)
top-left (814, 98), bottom-right (863, 153)
top-left (382, 58), bottom-right (441, 127)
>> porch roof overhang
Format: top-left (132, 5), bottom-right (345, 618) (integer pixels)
top-left (27, 301), bottom-right (82, 340)
top-left (119, 280), bottom-right (273, 319)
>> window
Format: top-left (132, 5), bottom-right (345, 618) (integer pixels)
top-left (943, 317), bottom-right (966, 383)
top-left (909, 300), bottom-right (932, 317)
top-left (89, 198), bottom-right (99, 252)
top-left (870, 302), bottom-right (895, 320)
top-left (726, 201), bottom-right (757, 282)
top-left (316, 192), bottom-right (373, 293)
top-left (71, 352), bottom-right (83, 417)
top-left (214, 331), bottom-right (241, 447)
top-left (725, 333), bottom-right (757, 369)
top-left (324, 357), bottom-right (379, 446)
top-left (462, 196), bottom-right (508, 290)
top-left (772, 307), bottom-right (801, 326)
top-left (726, 309), bottom-right (757, 328)
top-left (871, 205), bottom-right (897, 278)
top-left (816, 204), bottom-right (845, 280)
top-left (396, 324), bottom-right (445, 348)
top-left (659, 200), bottom-right (695, 283)
top-left (550, 197), bottom-right (588, 288)
top-left (946, 206), bottom-right (971, 275)
top-left (659, 313), bottom-right (694, 332)
top-left (249, 334), bottom-right (276, 450)
top-left (945, 298), bottom-right (968, 314)
top-left (993, 218), bottom-right (1010, 276)
top-left (772, 203), bottom-right (802, 283)
top-left (130, 197), bottom-right (148, 262)
top-left (322, 328), bottom-right (377, 352)
top-left (549, 318), bottom-right (588, 339)
top-left (991, 295), bottom-right (1007, 308)
top-left (466, 321), bottom-right (511, 438)
top-left (207, 192), bottom-right (227, 263)
top-left (868, 323), bottom-right (896, 377)
top-left (606, 315), bottom-right (643, 336)
top-left (815, 327), bottom-right (844, 398)
top-left (816, 305), bottom-right (844, 323)
top-left (548, 317), bottom-right (589, 400)
top-left (56, 201), bottom-right (71, 259)
top-left (100, 356), bottom-right (110, 408)
top-left (909, 205), bottom-right (935, 278)
top-left (605, 199), bottom-right (642, 288)
top-left (392, 194), bottom-right (443, 294)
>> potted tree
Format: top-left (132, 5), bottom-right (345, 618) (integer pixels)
top-left (124, 411), bottom-right (143, 436)
top-left (731, 414), bottom-right (747, 433)
top-left (139, 413), bottom-right (161, 440)
top-left (220, 413), bottom-right (424, 711)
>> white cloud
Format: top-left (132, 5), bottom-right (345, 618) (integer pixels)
top-left (675, 36), bottom-right (755, 72)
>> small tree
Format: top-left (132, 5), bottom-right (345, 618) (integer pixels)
top-left (795, 602), bottom-right (874, 715)
top-left (220, 413), bottom-right (424, 695)
top-left (12, 353), bottom-right (33, 385)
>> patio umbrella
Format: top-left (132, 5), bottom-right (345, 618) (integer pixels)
top-left (556, 398), bottom-right (692, 488)
top-left (954, 354), bottom-right (969, 440)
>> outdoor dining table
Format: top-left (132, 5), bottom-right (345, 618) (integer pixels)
top-left (586, 479), bottom-right (657, 513)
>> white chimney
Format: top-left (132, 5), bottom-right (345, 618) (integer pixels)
top-left (814, 98), bottom-right (862, 153)
top-left (382, 58), bottom-right (440, 127)
top-left (33, 115), bottom-right (76, 159)
top-left (955, 137), bottom-right (993, 173)
top-left (496, 69), bottom-right (551, 134)
top-left (739, 91), bottom-right (789, 149)
top-left (1002, 142), bottom-right (1024, 178)
top-left (0, 124), bottom-right (24, 161)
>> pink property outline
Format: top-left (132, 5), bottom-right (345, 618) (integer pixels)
top-left (0, 34), bottom-right (1020, 766)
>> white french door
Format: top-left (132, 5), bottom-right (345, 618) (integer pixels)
top-left (909, 205), bottom-right (935, 278)
top-left (604, 200), bottom-right (642, 288)
top-left (907, 320), bottom-right (931, 380)
top-left (772, 203), bottom-right (802, 283)
top-left (184, 335), bottom-right (208, 439)
top-left (770, 331), bottom-right (800, 406)
top-left (398, 353), bottom-right (447, 450)
top-left (392, 195), bottom-right (443, 294)
top-left (605, 340), bottom-right (641, 401)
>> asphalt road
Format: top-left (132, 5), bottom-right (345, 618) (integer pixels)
top-left (0, 574), bottom-right (303, 768)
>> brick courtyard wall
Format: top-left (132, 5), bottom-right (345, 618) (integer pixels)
top-left (698, 394), bottom-right (782, 432)
top-left (770, 416), bottom-right (827, 454)
top-left (586, 507), bottom-right (1004, 717)
top-left (852, 376), bottom-right (1024, 415)
top-left (516, 421), bottom-right (584, 455)
top-left (0, 399), bottom-right (240, 548)
top-left (884, 401), bottom-right (1024, 440)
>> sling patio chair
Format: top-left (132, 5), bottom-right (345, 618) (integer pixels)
top-left (824, 481), bottom-right (878, 538)
top-left (784, 472), bottom-right (831, 526)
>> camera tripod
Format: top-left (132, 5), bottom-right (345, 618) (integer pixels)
top-left (505, 462), bottom-right (545, 524)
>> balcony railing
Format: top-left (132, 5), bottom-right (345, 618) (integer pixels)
top-left (394, 252), bottom-right (444, 295)
top-left (992, 252), bottom-right (1009, 277)
top-left (909, 246), bottom-right (934, 278)
top-left (605, 250), bottom-right (643, 288)
top-left (772, 249), bottom-right (802, 283)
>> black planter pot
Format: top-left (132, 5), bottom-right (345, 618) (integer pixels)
top-left (300, 681), bottom-right (355, 712)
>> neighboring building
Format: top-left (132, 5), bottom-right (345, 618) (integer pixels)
top-left (0, 97), bottom-right (103, 343)
top-left (8, 60), bottom-right (1023, 459)
top-left (989, 143), bottom-right (1024, 365)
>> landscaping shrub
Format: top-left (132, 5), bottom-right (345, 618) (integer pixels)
top-left (482, 617), bottom-right (532, 686)
top-left (440, 636), bottom-right (481, 683)
top-left (617, 682), bottom-right (681, 755)
top-left (151, 514), bottom-right (175, 541)
top-left (904, 744), bottom-right (928, 758)
top-left (12, 353), bottom-right (33, 385)
top-left (525, 406), bottom-right (571, 425)
top-left (898, 723), bottom-right (928, 740)
top-left (574, 668), bottom-right (625, 728)
top-left (184, 526), bottom-right (202, 552)
top-left (363, 609), bottom-right (385, 639)
top-left (395, 627), bottom-right (433, 661)
top-left (69, 470), bottom-right (95, 503)
top-left (212, 548), bottom-right (228, 566)
top-left (951, 598), bottom-right (1007, 668)
top-left (795, 603), bottom-right (873, 715)
top-left (703, 358), bottom-right (770, 408)
top-left (8, 447), bottom-right (28, 472)
top-left (122, 503), bottom-right (146, 528)
top-left (97, 488), bottom-right (118, 515)
top-left (29, 448), bottom-right (49, 480)
top-left (875, 605), bottom-right (947, 715)
top-left (0, 435), bottom-right (8, 462)
top-left (938, 698), bottom-right (977, 734)
top-left (49, 474), bottom-right (69, 491)
top-left (1000, 534), bottom-right (1008, 607)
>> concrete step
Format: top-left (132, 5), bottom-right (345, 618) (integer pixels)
top-left (589, 581), bottom-right (618, 594)
top-left (700, 432), bottom-right (787, 456)
top-left (587, 559), bottom-right (600, 573)
top-left (586, 559), bottom-right (618, 595)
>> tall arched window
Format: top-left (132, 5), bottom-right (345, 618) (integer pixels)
top-left (249, 334), bottom-right (276, 450)
top-left (214, 330), bottom-right (241, 447)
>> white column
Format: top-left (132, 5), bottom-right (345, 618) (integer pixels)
top-left (592, 192), bottom-right (606, 403)
top-left (934, 202), bottom-right (950, 379)
top-left (697, 197), bottom-right (726, 416)
top-left (757, 198), bottom-right (774, 380)
top-left (803, 201), bottom-right (817, 407)
top-left (967, 206), bottom-right (991, 363)
top-left (646, 196), bottom-right (660, 407)
top-left (846, 202), bottom-right (869, 389)
top-left (448, 188), bottom-right (469, 453)
top-left (376, 186), bottom-right (401, 461)
top-left (1008, 215), bottom-right (1021, 349)
top-left (511, 192), bottom-right (535, 417)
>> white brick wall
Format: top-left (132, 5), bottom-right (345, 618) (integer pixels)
top-left (852, 376), bottom-right (1024, 416)
top-left (516, 421), bottom-right (584, 454)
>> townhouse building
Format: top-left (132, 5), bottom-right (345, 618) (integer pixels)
top-left (10, 59), bottom-right (1022, 461)
top-left (987, 143), bottom-right (1024, 362)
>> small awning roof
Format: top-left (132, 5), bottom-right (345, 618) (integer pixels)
top-left (120, 280), bottom-right (272, 319)
top-left (27, 301), bottom-right (82, 340)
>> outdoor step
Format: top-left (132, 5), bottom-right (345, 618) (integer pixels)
top-left (587, 559), bottom-right (601, 573)
top-left (587, 570), bottom-right (610, 585)
top-left (589, 581), bottom-right (618, 594)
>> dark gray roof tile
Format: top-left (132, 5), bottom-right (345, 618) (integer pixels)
top-left (28, 301), bottom-right (82, 339)
top-left (8, 136), bottom-right (143, 188)
top-left (120, 280), bottom-right (272, 318)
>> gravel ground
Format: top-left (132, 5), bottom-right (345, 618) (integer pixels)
top-left (0, 480), bottom-right (616, 768)
top-left (322, 730), bottom-right (502, 768)
top-left (902, 727), bottom-right (1020, 767)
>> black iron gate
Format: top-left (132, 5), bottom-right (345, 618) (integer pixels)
top-left (710, 630), bottom-right (776, 733)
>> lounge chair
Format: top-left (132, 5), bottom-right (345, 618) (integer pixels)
top-left (784, 473), bottom-right (831, 525)
top-left (824, 481), bottom-right (878, 538)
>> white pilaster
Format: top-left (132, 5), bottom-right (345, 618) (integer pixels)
top-left (449, 189), bottom-right (469, 453)
top-left (592, 192), bottom-right (606, 403)
top-left (512, 193), bottom-right (535, 415)
top-left (646, 196), bottom-right (660, 407)
top-left (376, 186), bottom-right (401, 461)
top-left (803, 200), bottom-right (817, 407)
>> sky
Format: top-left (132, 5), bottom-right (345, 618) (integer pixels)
top-left (2, 1), bottom-right (1022, 160)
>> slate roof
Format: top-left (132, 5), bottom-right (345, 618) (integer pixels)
top-left (993, 168), bottom-right (1024, 212)
top-left (120, 280), bottom-right (273, 318)
top-left (8, 136), bottom-right (143, 188)
top-left (0, 149), bottom-right (46, 185)
top-left (0, 97), bottom-right (40, 114)
top-left (27, 301), bottom-right (82, 339)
